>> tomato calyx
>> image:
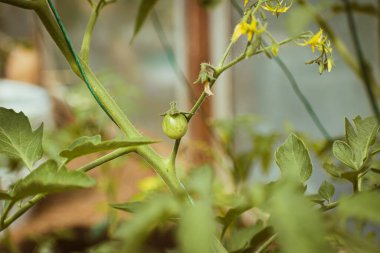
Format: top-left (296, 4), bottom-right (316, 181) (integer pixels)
top-left (160, 101), bottom-right (192, 118)
top-left (161, 102), bottom-right (190, 140)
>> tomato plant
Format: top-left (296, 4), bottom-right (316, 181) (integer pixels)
top-left (0, 1), bottom-right (379, 253)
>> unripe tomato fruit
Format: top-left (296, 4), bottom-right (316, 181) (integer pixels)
top-left (162, 113), bottom-right (188, 139)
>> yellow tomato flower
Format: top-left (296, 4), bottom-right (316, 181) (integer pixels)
top-left (231, 15), bottom-right (265, 42)
top-left (261, 0), bottom-right (292, 16)
top-left (244, 0), bottom-right (249, 6)
top-left (299, 29), bottom-right (334, 74)
top-left (300, 29), bottom-right (328, 53)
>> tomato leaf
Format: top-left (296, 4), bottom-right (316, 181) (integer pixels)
top-left (115, 195), bottom-right (178, 251)
top-left (333, 140), bottom-right (357, 169)
top-left (323, 163), bottom-right (343, 178)
top-left (275, 134), bottom-right (312, 182)
top-left (318, 180), bottom-right (335, 203)
top-left (178, 201), bottom-right (215, 253)
top-left (11, 160), bottom-right (96, 199)
top-left (334, 117), bottom-right (379, 170)
top-left (267, 180), bottom-right (333, 253)
top-left (346, 117), bottom-right (378, 163)
top-left (225, 223), bottom-right (266, 252)
top-left (131, 0), bottom-right (159, 42)
top-left (0, 107), bottom-right (43, 170)
top-left (338, 191), bottom-right (380, 225)
top-left (178, 166), bottom-right (219, 253)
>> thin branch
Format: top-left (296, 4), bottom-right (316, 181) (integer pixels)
top-left (80, 0), bottom-right (116, 63)
top-left (341, 0), bottom-right (380, 122)
top-left (78, 147), bottom-right (136, 172)
top-left (219, 41), bottom-right (234, 68)
top-left (80, 4), bottom-right (100, 63)
top-left (271, 54), bottom-right (331, 139)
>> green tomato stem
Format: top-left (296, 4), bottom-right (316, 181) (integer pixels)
top-left (0, 201), bottom-right (15, 228)
top-left (218, 41), bottom-right (234, 68)
top-left (0, 194), bottom-right (45, 232)
top-left (80, 3), bottom-right (100, 63)
top-left (78, 147), bottom-right (136, 172)
top-left (80, 0), bottom-right (113, 63)
top-left (168, 139), bottom-right (181, 173)
top-left (136, 146), bottom-right (184, 195)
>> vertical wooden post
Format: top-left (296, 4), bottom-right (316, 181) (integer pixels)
top-left (185, 0), bottom-right (213, 164)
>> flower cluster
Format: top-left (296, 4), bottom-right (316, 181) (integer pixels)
top-left (299, 29), bottom-right (334, 74)
top-left (231, 15), bottom-right (265, 43)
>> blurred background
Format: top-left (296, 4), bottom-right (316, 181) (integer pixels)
top-left (0, 0), bottom-right (379, 252)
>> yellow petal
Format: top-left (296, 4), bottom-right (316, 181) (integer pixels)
top-left (244, 0), bottom-right (249, 6)
top-left (232, 23), bottom-right (243, 42)
top-left (261, 2), bottom-right (291, 15)
top-left (247, 31), bottom-right (253, 41)
top-left (310, 29), bottom-right (323, 44)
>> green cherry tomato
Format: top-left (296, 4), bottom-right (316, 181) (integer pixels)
top-left (162, 113), bottom-right (188, 139)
